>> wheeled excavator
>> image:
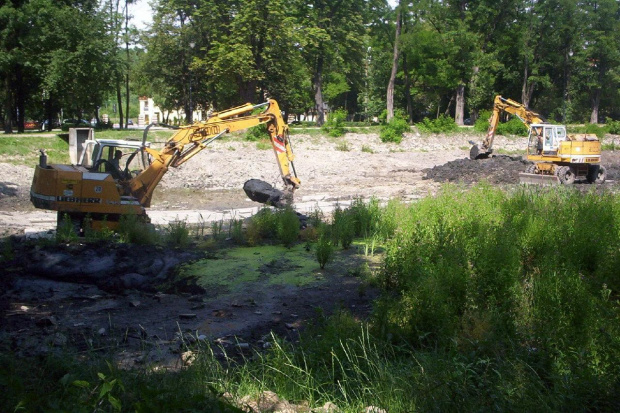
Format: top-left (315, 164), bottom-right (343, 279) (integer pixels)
top-left (469, 95), bottom-right (606, 185)
top-left (30, 99), bottom-right (300, 231)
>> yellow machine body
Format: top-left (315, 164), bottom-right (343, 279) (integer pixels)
top-left (31, 99), bottom-right (300, 230)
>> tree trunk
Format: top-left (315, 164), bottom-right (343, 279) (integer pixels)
top-left (386, 4), bottom-right (402, 122)
top-left (116, 80), bottom-right (124, 129)
top-left (3, 76), bottom-right (13, 134)
top-left (590, 89), bottom-right (600, 124)
top-left (313, 55), bottom-right (325, 126)
top-left (15, 66), bottom-right (25, 133)
top-left (403, 54), bottom-right (413, 123)
top-left (125, 1), bottom-right (130, 129)
top-left (455, 84), bottom-right (465, 125)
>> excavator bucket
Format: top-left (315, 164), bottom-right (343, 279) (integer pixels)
top-left (243, 179), bottom-right (292, 208)
top-left (469, 143), bottom-right (490, 160)
top-left (518, 173), bottom-right (560, 185)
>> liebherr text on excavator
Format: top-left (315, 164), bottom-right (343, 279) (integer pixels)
top-left (30, 99), bottom-right (300, 231)
top-left (469, 95), bottom-right (606, 185)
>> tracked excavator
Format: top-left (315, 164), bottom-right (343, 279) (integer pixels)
top-left (30, 99), bottom-right (300, 231)
top-left (469, 95), bottom-right (606, 185)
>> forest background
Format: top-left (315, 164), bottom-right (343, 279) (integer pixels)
top-left (2, 0), bottom-right (620, 132)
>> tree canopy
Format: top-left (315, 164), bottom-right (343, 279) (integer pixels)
top-left (2, 0), bottom-right (620, 132)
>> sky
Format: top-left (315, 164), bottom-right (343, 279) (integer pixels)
top-left (128, 0), bottom-right (399, 31)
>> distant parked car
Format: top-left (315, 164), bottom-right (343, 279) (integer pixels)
top-left (127, 119), bottom-right (134, 125)
top-left (464, 118), bottom-right (473, 125)
top-left (40, 119), bottom-right (61, 130)
top-left (63, 119), bottom-right (90, 126)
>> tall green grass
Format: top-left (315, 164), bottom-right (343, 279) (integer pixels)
top-left (5, 185), bottom-right (620, 412)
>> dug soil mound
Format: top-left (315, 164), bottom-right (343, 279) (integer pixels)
top-left (423, 155), bottom-right (530, 184)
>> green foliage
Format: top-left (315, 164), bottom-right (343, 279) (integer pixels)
top-left (496, 117), bottom-right (529, 136)
top-left (474, 110), bottom-right (492, 132)
top-left (118, 214), bottom-right (159, 245)
top-left (379, 117), bottom-right (410, 143)
top-left (606, 119), bottom-right (620, 134)
top-left (585, 123), bottom-right (607, 140)
top-left (331, 205), bottom-right (355, 249)
top-left (277, 206), bottom-right (300, 248)
top-left (246, 208), bottom-right (279, 246)
top-left (315, 234), bottom-right (334, 269)
top-left (322, 109), bottom-right (348, 137)
top-left (165, 220), bottom-right (191, 247)
top-left (244, 124), bottom-right (269, 141)
top-left (416, 115), bottom-right (457, 134)
top-left (56, 213), bottom-right (79, 242)
top-left (228, 218), bottom-right (244, 244)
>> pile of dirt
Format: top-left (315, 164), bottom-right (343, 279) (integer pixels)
top-left (423, 155), bottom-right (530, 185)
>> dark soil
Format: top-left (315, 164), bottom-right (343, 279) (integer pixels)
top-left (423, 155), bottom-right (531, 184)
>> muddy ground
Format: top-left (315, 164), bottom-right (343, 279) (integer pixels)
top-left (2, 130), bottom-right (620, 369)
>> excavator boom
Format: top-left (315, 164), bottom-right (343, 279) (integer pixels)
top-left (470, 95), bottom-right (545, 160)
top-left (30, 99), bottom-right (300, 230)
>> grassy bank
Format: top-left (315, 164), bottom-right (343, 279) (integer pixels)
top-left (3, 184), bottom-right (620, 411)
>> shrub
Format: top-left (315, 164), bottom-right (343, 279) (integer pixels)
top-left (380, 117), bottom-right (410, 143)
top-left (416, 115), bottom-right (457, 134)
top-left (277, 206), bottom-right (300, 248)
top-left (245, 124), bottom-right (269, 141)
top-left (118, 214), bottom-right (159, 245)
top-left (246, 207), bottom-right (278, 245)
top-left (606, 119), bottom-right (620, 135)
top-left (165, 220), bottom-right (191, 247)
top-left (322, 109), bottom-right (347, 137)
top-left (228, 218), bottom-right (244, 244)
top-left (332, 206), bottom-right (355, 249)
top-left (56, 213), bottom-right (79, 242)
top-left (315, 234), bottom-right (334, 269)
top-left (496, 117), bottom-right (529, 136)
top-left (474, 110), bottom-right (491, 132)
top-left (585, 123), bottom-right (606, 140)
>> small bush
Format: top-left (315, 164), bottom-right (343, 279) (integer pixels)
top-left (315, 235), bottom-right (334, 269)
top-left (246, 208), bottom-right (278, 245)
top-left (245, 124), bottom-right (269, 141)
top-left (322, 109), bottom-right (347, 137)
top-left (56, 213), bottom-right (79, 242)
top-left (228, 218), bottom-right (244, 244)
top-left (118, 214), bottom-right (159, 245)
top-left (416, 115), bottom-right (457, 134)
top-left (606, 119), bottom-right (620, 135)
top-left (277, 206), bottom-right (300, 248)
top-left (474, 110), bottom-right (491, 132)
top-left (497, 117), bottom-right (528, 136)
top-left (380, 117), bottom-right (410, 143)
top-left (332, 206), bottom-right (355, 249)
top-left (336, 140), bottom-right (350, 151)
top-left (165, 220), bottom-right (191, 247)
top-left (585, 123), bottom-right (606, 140)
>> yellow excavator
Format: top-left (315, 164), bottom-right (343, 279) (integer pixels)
top-left (469, 95), bottom-right (606, 185)
top-left (30, 99), bottom-right (300, 231)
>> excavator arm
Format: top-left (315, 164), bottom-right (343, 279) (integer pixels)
top-left (470, 95), bottom-right (545, 159)
top-left (128, 99), bottom-right (300, 207)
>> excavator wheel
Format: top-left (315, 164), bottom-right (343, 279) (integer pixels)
top-left (586, 165), bottom-right (606, 184)
top-left (525, 163), bottom-right (537, 174)
top-left (556, 166), bottom-right (576, 185)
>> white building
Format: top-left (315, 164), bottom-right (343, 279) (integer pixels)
top-left (138, 97), bottom-right (203, 127)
